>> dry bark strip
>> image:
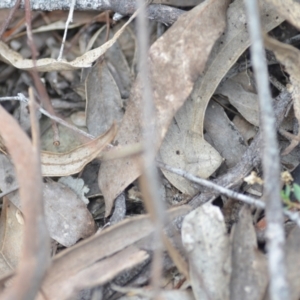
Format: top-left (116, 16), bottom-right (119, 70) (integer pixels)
top-left (0, 106), bottom-right (49, 300)
top-left (0, 0), bottom-right (185, 25)
top-left (99, 0), bottom-right (230, 216)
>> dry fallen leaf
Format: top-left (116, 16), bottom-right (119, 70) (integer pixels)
top-left (285, 226), bottom-right (300, 300)
top-left (0, 198), bottom-right (23, 276)
top-left (0, 153), bottom-right (95, 247)
top-left (230, 207), bottom-right (268, 300)
top-left (41, 123), bottom-right (116, 177)
top-left (217, 78), bottom-right (260, 127)
top-left (182, 203), bottom-right (231, 300)
top-left (99, 0), bottom-right (230, 216)
top-left (233, 115), bottom-right (257, 144)
top-left (88, 27), bottom-right (133, 99)
top-left (38, 205), bottom-right (191, 300)
top-left (50, 246), bottom-right (149, 300)
top-left (264, 35), bottom-right (300, 154)
top-left (266, 0), bottom-right (300, 30)
top-left (8, 181), bottom-right (96, 247)
top-left (204, 101), bottom-right (247, 169)
top-left (0, 12), bottom-right (137, 72)
top-left (159, 0), bottom-right (283, 195)
top-left (159, 93), bottom-right (223, 195)
top-left (85, 60), bottom-right (123, 137)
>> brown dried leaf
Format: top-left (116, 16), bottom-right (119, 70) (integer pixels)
top-left (89, 27), bottom-right (133, 98)
top-left (159, 0), bottom-right (282, 195)
top-left (217, 79), bottom-right (260, 127)
top-left (182, 203), bottom-right (231, 300)
top-left (44, 246), bottom-right (149, 300)
top-left (232, 115), bottom-right (257, 144)
top-left (99, 0), bottom-right (230, 216)
top-left (204, 101), bottom-right (247, 169)
top-left (264, 35), bottom-right (300, 154)
top-left (285, 226), bottom-right (300, 300)
top-left (8, 181), bottom-right (95, 247)
top-left (39, 206), bottom-right (191, 299)
top-left (159, 94), bottom-right (223, 196)
top-left (0, 155), bottom-right (95, 247)
top-left (266, 0), bottom-right (300, 30)
top-left (0, 198), bottom-right (23, 276)
top-left (230, 207), bottom-right (268, 300)
top-left (0, 12), bottom-right (136, 72)
top-left (85, 60), bottom-right (123, 136)
top-left (41, 123), bottom-right (117, 177)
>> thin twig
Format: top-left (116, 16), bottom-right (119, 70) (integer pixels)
top-left (28, 87), bottom-right (39, 149)
top-left (0, 0), bottom-right (21, 39)
top-left (57, 0), bottom-right (76, 60)
top-left (3, 93), bottom-right (95, 140)
top-left (136, 0), bottom-right (165, 296)
top-left (244, 0), bottom-right (289, 299)
top-left (280, 128), bottom-right (300, 143)
top-left (158, 161), bottom-right (300, 228)
top-left (24, 0), bottom-right (60, 145)
top-left (158, 161), bottom-right (265, 208)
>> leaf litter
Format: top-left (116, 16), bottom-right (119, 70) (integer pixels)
top-left (99, 0), bottom-right (230, 215)
top-left (1, 0), bottom-right (300, 299)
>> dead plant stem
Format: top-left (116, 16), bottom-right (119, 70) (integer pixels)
top-left (136, 0), bottom-right (166, 296)
top-left (244, 0), bottom-right (289, 298)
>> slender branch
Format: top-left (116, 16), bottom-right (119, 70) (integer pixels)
top-left (136, 0), bottom-right (165, 295)
top-left (0, 94), bottom-right (95, 140)
top-left (244, 0), bottom-right (289, 299)
top-left (0, 0), bottom-right (21, 39)
top-left (0, 0), bottom-right (185, 26)
top-left (158, 161), bottom-right (265, 208)
top-left (0, 102), bottom-right (49, 300)
top-left (24, 0), bottom-right (60, 145)
top-left (158, 161), bottom-right (300, 229)
top-left (57, 0), bottom-right (76, 60)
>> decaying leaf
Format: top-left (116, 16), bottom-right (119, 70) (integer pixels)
top-left (0, 12), bottom-right (137, 72)
top-left (159, 0), bottom-right (283, 195)
top-left (58, 176), bottom-right (90, 204)
top-left (264, 35), bottom-right (300, 154)
top-left (217, 78), bottom-right (260, 127)
top-left (0, 154), bottom-right (95, 247)
top-left (39, 206), bottom-right (191, 300)
top-left (44, 246), bottom-right (149, 300)
top-left (233, 115), bottom-right (257, 144)
top-left (99, 0), bottom-right (230, 216)
top-left (266, 0), bottom-right (300, 30)
top-left (230, 207), bottom-right (268, 300)
top-left (0, 198), bottom-right (23, 276)
top-left (89, 26), bottom-right (133, 99)
top-left (8, 181), bottom-right (95, 247)
top-left (182, 203), bottom-right (231, 300)
top-left (41, 123), bottom-right (116, 177)
top-left (204, 101), bottom-right (247, 169)
top-left (285, 226), bottom-right (300, 300)
top-left (40, 118), bottom-right (88, 153)
top-left (85, 60), bottom-right (123, 137)
top-left (159, 93), bottom-right (223, 195)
